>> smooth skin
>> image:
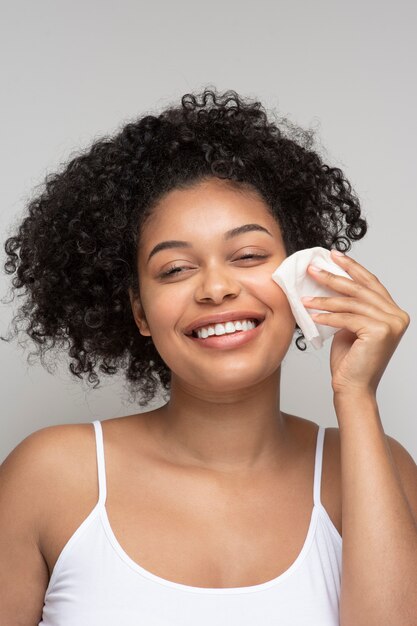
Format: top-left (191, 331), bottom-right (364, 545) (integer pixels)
top-left (1, 177), bottom-right (416, 625)
top-left (129, 177), bottom-right (298, 470)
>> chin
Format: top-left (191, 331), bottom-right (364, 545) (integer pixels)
top-left (191, 366), bottom-right (280, 393)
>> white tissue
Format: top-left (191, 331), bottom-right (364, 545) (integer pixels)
top-left (271, 246), bottom-right (353, 350)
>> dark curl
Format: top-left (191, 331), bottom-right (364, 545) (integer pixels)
top-left (2, 86), bottom-right (368, 406)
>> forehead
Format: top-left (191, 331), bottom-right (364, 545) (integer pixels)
top-left (141, 178), bottom-right (281, 241)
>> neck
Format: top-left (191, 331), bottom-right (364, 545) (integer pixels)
top-left (148, 368), bottom-right (293, 473)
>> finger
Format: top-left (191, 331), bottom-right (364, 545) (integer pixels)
top-left (307, 266), bottom-right (401, 318)
top-left (310, 310), bottom-right (407, 337)
top-left (329, 249), bottom-right (398, 305)
top-left (303, 296), bottom-right (407, 329)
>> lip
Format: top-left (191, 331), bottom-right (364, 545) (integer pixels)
top-left (185, 317), bottom-right (264, 350)
top-left (183, 311), bottom-right (266, 336)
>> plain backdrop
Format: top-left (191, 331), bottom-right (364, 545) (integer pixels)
top-left (0, 0), bottom-right (416, 463)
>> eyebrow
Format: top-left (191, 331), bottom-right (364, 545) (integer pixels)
top-left (147, 223), bottom-right (273, 263)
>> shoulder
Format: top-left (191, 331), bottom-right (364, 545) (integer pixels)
top-left (0, 422), bottom-right (98, 622)
top-left (0, 422), bottom-right (96, 534)
top-left (1, 421), bottom-right (95, 478)
top-left (0, 413), bottom-right (151, 508)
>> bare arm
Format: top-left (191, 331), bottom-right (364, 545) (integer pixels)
top-left (336, 393), bottom-right (417, 626)
top-left (300, 243), bottom-right (416, 623)
top-left (0, 429), bottom-right (57, 625)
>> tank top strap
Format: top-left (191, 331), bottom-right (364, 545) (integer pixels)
top-left (92, 420), bottom-right (107, 506)
top-left (313, 425), bottom-right (326, 508)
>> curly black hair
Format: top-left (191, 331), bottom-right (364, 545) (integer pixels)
top-left (2, 86), bottom-right (368, 406)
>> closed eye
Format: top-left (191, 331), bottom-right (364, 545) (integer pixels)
top-left (158, 254), bottom-right (268, 279)
top-left (238, 254), bottom-right (267, 260)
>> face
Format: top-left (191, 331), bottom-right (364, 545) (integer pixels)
top-left (130, 177), bottom-right (297, 394)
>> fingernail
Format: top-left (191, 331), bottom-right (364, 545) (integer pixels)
top-left (332, 250), bottom-right (345, 257)
top-left (310, 265), bottom-right (322, 272)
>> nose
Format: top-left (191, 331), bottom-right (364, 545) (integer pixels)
top-left (194, 265), bottom-right (241, 304)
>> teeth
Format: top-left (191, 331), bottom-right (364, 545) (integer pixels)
top-left (195, 319), bottom-right (257, 339)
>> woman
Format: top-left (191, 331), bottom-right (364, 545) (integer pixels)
top-left (1, 88), bottom-right (416, 625)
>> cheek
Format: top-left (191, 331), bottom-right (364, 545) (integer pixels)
top-left (140, 284), bottom-right (189, 333)
top-left (249, 275), bottom-right (289, 308)
top-left (252, 279), bottom-right (295, 326)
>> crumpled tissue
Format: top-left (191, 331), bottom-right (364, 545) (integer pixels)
top-left (271, 246), bottom-right (353, 349)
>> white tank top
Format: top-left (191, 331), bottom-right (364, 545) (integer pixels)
top-left (39, 420), bottom-right (342, 626)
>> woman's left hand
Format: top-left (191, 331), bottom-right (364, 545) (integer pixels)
top-left (301, 249), bottom-right (410, 397)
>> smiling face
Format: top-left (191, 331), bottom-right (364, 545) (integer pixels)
top-left (130, 177), bottom-right (297, 394)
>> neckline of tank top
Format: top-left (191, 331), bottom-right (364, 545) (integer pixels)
top-left (98, 499), bottom-right (343, 595)
top-left (90, 421), bottom-right (341, 594)
top-left (44, 424), bottom-right (341, 596)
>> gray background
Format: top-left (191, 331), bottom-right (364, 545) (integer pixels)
top-left (1, 0), bottom-right (416, 463)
